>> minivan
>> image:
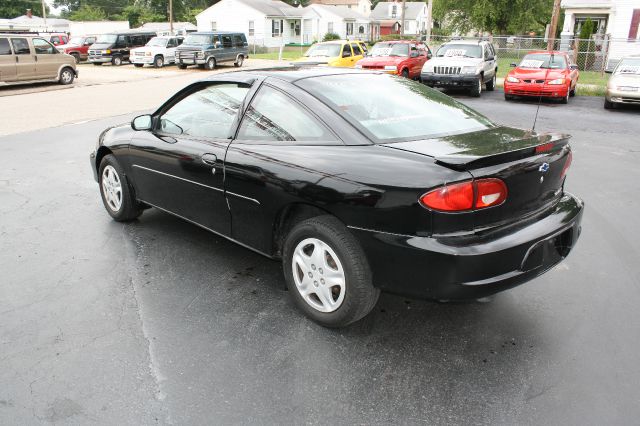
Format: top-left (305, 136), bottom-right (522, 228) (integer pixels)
top-left (0, 34), bottom-right (77, 86)
top-left (88, 30), bottom-right (157, 66)
top-left (175, 32), bottom-right (248, 70)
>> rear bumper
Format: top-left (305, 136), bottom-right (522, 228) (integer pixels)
top-left (349, 193), bottom-right (584, 300)
top-left (504, 82), bottom-right (569, 98)
top-left (421, 73), bottom-right (479, 87)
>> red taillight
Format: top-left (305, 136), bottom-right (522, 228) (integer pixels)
top-left (420, 179), bottom-right (507, 212)
top-left (535, 143), bottom-right (554, 153)
top-left (560, 150), bottom-right (572, 179)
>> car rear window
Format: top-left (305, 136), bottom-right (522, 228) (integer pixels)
top-left (0, 38), bottom-right (11, 55)
top-left (297, 73), bottom-right (495, 142)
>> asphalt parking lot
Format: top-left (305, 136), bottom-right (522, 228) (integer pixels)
top-left (1, 74), bottom-right (640, 424)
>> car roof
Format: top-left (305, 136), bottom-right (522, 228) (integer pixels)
top-left (525, 50), bottom-right (567, 55)
top-left (202, 66), bottom-right (380, 84)
top-left (374, 40), bottom-right (417, 44)
top-left (444, 39), bottom-right (487, 45)
top-left (191, 31), bottom-right (245, 35)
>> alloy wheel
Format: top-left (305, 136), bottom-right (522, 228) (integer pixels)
top-left (291, 238), bottom-right (346, 313)
top-left (101, 165), bottom-right (123, 212)
top-left (61, 69), bottom-right (73, 84)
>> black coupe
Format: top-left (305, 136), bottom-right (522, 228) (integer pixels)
top-left (90, 68), bottom-right (583, 327)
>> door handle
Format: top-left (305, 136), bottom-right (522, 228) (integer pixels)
top-left (202, 153), bottom-right (217, 165)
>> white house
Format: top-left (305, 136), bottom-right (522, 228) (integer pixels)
top-left (304, 4), bottom-right (371, 42)
top-left (7, 9), bottom-right (70, 32)
top-left (370, 2), bottom-right (429, 38)
top-left (561, 0), bottom-right (640, 69)
top-left (308, 0), bottom-right (372, 17)
top-left (196, 0), bottom-right (307, 48)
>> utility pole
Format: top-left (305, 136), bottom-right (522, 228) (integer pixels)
top-left (400, 0), bottom-right (406, 36)
top-left (169, 0), bottom-right (174, 34)
top-left (547, 0), bottom-right (561, 51)
top-left (426, 0), bottom-right (433, 42)
top-left (41, 0), bottom-right (47, 29)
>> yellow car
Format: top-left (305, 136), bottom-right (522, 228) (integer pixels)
top-left (293, 40), bottom-right (367, 68)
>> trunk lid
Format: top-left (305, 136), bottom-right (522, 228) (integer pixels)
top-left (384, 126), bottom-right (572, 231)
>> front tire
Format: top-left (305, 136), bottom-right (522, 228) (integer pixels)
top-left (71, 53), bottom-right (80, 63)
top-left (401, 68), bottom-right (409, 78)
top-left (283, 216), bottom-right (380, 328)
top-left (560, 89), bottom-right (569, 104)
top-left (234, 55), bottom-right (244, 67)
top-left (112, 55), bottom-right (123, 66)
top-left (59, 67), bottom-right (75, 85)
top-left (178, 63), bottom-right (187, 69)
top-left (604, 99), bottom-right (616, 109)
top-left (205, 57), bottom-right (216, 70)
top-left (98, 155), bottom-right (143, 222)
top-left (133, 63), bottom-right (143, 68)
top-left (154, 55), bottom-right (164, 68)
top-left (470, 76), bottom-right (482, 97)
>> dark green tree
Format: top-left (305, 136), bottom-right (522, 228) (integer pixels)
top-left (1, 0), bottom-right (48, 19)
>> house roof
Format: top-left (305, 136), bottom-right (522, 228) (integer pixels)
top-left (309, 0), bottom-right (360, 5)
top-left (560, 0), bottom-right (611, 8)
top-left (10, 15), bottom-right (70, 27)
top-left (370, 2), bottom-right (425, 20)
top-left (305, 4), bottom-right (369, 20)
top-left (141, 22), bottom-right (197, 31)
top-left (232, 0), bottom-right (302, 18)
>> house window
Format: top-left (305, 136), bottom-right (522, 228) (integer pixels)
top-left (358, 25), bottom-right (365, 34)
top-left (272, 20), bottom-right (283, 37)
top-left (391, 4), bottom-right (397, 18)
top-left (211, 21), bottom-right (217, 31)
top-left (328, 22), bottom-right (334, 33)
top-left (249, 20), bottom-right (254, 36)
top-left (346, 22), bottom-right (354, 36)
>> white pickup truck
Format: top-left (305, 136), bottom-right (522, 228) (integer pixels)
top-left (130, 36), bottom-right (184, 68)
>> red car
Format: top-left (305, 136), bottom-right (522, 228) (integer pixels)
top-left (355, 40), bottom-right (431, 79)
top-left (56, 35), bottom-right (97, 63)
top-left (504, 51), bottom-right (579, 103)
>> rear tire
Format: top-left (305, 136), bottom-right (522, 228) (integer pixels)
top-left (470, 76), bottom-right (482, 97)
top-left (98, 155), bottom-right (143, 222)
top-left (486, 73), bottom-right (496, 91)
top-left (59, 67), bottom-right (75, 85)
top-left (282, 216), bottom-right (380, 328)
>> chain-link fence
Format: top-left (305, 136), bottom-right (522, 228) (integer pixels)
top-left (424, 35), bottom-right (640, 73)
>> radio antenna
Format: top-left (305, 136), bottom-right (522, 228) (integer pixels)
top-left (532, 52), bottom-right (553, 133)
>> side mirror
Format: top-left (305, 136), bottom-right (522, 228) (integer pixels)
top-left (132, 114), bottom-right (152, 131)
top-left (510, 63), bottom-right (517, 67)
top-left (410, 52), bottom-right (419, 58)
top-left (487, 55), bottom-right (494, 61)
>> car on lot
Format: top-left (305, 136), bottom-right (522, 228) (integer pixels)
top-left (175, 32), bottom-right (248, 70)
top-left (130, 36), bottom-right (184, 68)
top-left (604, 55), bottom-right (640, 109)
top-left (41, 32), bottom-right (69, 46)
top-left (0, 34), bottom-right (77, 86)
top-left (421, 39), bottom-right (498, 96)
top-left (355, 40), bottom-right (431, 79)
top-left (293, 40), bottom-right (367, 68)
top-left (88, 30), bottom-right (157, 66)
top-left (90, 68), bottom-right (583, 327)
top-left (55, 35), bottom-right (97, 63)
top-left (504, 51), bottom-right (579, 104)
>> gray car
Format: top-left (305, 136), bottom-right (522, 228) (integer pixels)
top-left (0, 34), bottom-right (77, 86)
top-left (605, 55), bottom-right (640, 109)
top-left (175, 32), bottom-right (248, 70)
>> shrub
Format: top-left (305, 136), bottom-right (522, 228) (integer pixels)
top-left (323, 32), bottom-right (340, 41)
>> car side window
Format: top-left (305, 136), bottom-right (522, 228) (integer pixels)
top-left (233, 35), bottom-right (244, 47)
top-left (158, 83), bottom-right (250, 139)
top-left (351, 43), bottom-right (362, 56)
top-left (0, 38), bottom-right (11, 55)
top-left (342, 45), bottom-right (352, 58)
top-left (10, 38), bottom-right (30, 55)
top-left (221, 35), bottom-right (233, 48)
top-left (86, 37), bottom-right (96, 45)
top-left (167, 38), bottom-right (176, 48)
top-left (237, 86), bottom-right (337, 143)
top-left (33, 38), bottom-right (55, 54)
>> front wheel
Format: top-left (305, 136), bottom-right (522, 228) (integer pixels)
top-left (560, 89), bottom-right (569, 104)
top-left (112, 55), bottom-right (123, 66)
top-left (154, 55), bottom-right (164, 68)
top-left (71, 53), bottom-right (80, 64)
top-left (234, 55), bottom-right (244, 67)
top-left (133, 63), bottom-right (143, 68)
top-left (604, 99), bottom-right (616, 109)
top-left (283, 216), bottom-right (380, 328)
top-left (470, 77), bottom-right (482, 97)
top-left (205, 57), bottom-right (216, 70)
top-left (59, 67), bottom-right (75, 85)
top-left (178, 63), bottom-right (187, 69)
top-left (401, 68), bottom-right (409, 78)
top-left (98, 155), bottom-right (143, 222)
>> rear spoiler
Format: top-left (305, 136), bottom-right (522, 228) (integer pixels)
top-left (435, 133), bottom-right (571, 171)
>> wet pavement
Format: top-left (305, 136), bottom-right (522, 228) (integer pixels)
top-left (1, 91), bottom-right (639, 425)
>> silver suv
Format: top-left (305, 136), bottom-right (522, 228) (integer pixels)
top-left (421, 39), bottom-right (497, 97)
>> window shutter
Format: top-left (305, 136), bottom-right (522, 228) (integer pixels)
top-left (629, 9), bottom-right (640, 40)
